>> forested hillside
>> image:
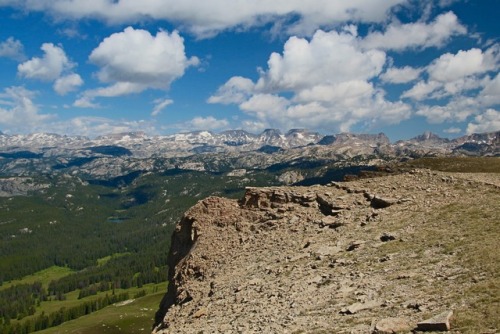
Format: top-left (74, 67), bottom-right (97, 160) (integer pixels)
top-left (0, 168), bottom-right (280, 333)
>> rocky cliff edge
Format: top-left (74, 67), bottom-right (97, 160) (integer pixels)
top-left (153, 170), bottom-right (499, 333)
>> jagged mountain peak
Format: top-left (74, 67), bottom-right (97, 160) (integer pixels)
top-left (220, 129), bottom-right (254, 137)
top-left (25, 132), bottom-right (63, 139)
top-left (411, 131), bottom-right (446, 142)
top-left (285, 129), bottom-right (320, 138)
top-left (260, 128), bottom-right (283, 136)
top-left (455, 131), bottom-right (499, 144)
top-left (256, 129), bottom-right (287, 147)
top-left (317, 135), bottom-right (337, 145)
top-left (320, 132), bottom-right (390, 146)
top-left (286, 128), bottom-right (308, 135)
top-left (354, 133), bottom-right (390, 144)
top-left (171, 131), bottom-right (215, 142)
top-left (452, 131), bottom-right (500, 154)
top-left (284, 129), bottom-right (322, 147)
top-left (218, 130), bottom-right (257, 146)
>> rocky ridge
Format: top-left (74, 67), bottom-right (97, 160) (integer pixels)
top-left (0, 129), bottom-right (497, 160)
top-left (0, 129), bottom-right (498, 179)
top-left (153, 170), bottom-right (499, 333)
top-left (0, 177), bottom-right (50, 196)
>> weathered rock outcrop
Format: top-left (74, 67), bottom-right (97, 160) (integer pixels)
top-left (153, 170), bottom-right (500, 333)
top-left (0, 177), bottom-right (50, 196)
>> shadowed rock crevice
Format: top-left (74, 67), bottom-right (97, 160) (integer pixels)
top-left (154, 196), bottom-right (259, 331)
top-left (154, 215), bottom-right (197, 330)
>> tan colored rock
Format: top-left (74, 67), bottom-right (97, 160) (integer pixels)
top-left (192, 307), bottom-right (208, 318)
top-left (320, 215), bottom-right (345, 228)
top-left (374, 317), bottom-right (412, 333)
top-left (371, 196), bottom-right (397, 209)
top-left (346, 240), bottom-right (365, 251)
top-left (417, 310), bottom-right (453, 331)
top-left (341, 300), bottom-right (382, 314)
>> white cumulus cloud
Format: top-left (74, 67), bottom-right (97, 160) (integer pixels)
top-left (207, 76), bottom-right (255, 104)
top-left (73, 96), bottom-right (100, 109)
top-left (54, 73), bottom-right (84, 95)
top-left (416, 97), bottom-right (477, 123)
top-left (49, 117), bottom-right (156, 137)
top-left (361, 12), bottom-right (466, 51)
top-left (0, 86), bottom-right (54, 132)
top-left (73, 82), bottom-right (145, 108)
top-left (479, 73), bottom-right (500, 106)
top-left (443, 127), bottom-right (461, 134)
top-left (256, 29), bottom-right (386, 91)
top-left (210, 28), bottom-right (412, 132)
top-left (402, 80), bottom-right (442, 100)
top-left (240, 93), bottom-right (290, 127)
top-left (380, 66), bottom-right (422, 84)
top-left (183, 116), bottom-right (229, 131)
top-left (0, 37), bottom-right (25, 61)
top-left (403, 45), bottom-right (499, 101)
top-left (3, 0), bottom-right (407, 38)
top-left (76, 27), bottom-right (198, 107)
top-left (17, 43), bottom-right (83, 95)
top-left (428, 48), bottom-right (497, 82)
top-left (89, 27), bottom-right (199, 88)
top-left (18, 43), bottom-right (74, 81)
top-left (466, 109), bottom-right (500, 134)
top-left (151, 98), bottom-right (173, 117)
top-left (294, 80), bottom-right (374, 104)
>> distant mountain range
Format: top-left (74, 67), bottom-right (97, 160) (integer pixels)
top-left (1, 129), bottom-right (498, 156)
top-left (0, 129), bottom-right (498, 179)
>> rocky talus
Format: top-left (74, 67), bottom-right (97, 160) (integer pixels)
top-left (153, 170), bottom-right (500, 334)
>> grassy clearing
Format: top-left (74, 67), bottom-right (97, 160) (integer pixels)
top-left (9, 282), bottom-right (166, 333)
top-left (37, 291), bottom-right (165, 334)
top-left (372, 184), bottom-right (499, 333)
top-left (96, 252), bottom-right (131, 267)
top-left (447, 198), bottom-right (500, 332)
top-left (0, 266), bottom-right (74, 291)
top-left (403, 157), bottom-right (500, 173)
top-left (33, 283), bottom-right (165, 319)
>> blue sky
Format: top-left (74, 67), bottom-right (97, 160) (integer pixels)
top-left (0, 0), bottom-right (498, 139)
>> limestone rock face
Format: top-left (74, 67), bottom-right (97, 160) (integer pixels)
top-left (153, 170), bottom-right (500, 333)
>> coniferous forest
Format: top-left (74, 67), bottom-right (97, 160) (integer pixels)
top-left (0, 169), bottom-right (280, 333)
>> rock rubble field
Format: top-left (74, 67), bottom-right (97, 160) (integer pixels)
top-left (154, 169), bottom-right (499, 334)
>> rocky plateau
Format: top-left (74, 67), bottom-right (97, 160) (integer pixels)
top-left (153, 169), bottom-right (499, 333)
